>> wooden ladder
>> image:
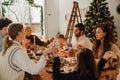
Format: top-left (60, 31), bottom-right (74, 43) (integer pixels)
top-left (65, 1), bottom-right (82, 45)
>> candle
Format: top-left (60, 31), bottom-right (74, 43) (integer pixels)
top-left (33, 35), bottom-right (36, 45)
top-left (52, 40), bottom-right (55, 47)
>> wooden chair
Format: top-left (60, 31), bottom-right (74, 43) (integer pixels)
top-left (100, 69), bottom-right (119, 80)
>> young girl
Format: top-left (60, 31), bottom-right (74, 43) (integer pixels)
top-left (52, 48), bottom-right (114, 80)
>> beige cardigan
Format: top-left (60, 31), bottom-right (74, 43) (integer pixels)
top-left (97, 43), bottom-right (120, 68)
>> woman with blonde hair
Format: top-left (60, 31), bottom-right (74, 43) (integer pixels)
top-left (25, 26), bottom-right (54, 48)
top-left (0, 24), bottom-right (52, 80)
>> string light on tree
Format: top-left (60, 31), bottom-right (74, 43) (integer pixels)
top-left (84, 0), bottom-right (117, 42)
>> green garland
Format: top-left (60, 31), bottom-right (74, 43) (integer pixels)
top-left (2, 0), bottom-right (44, 35)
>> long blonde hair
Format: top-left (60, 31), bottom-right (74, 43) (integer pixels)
top-left (2, 23), bottom-right (23, 55)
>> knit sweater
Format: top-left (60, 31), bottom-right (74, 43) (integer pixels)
top-left (0, 46), bottom-right (24, 80)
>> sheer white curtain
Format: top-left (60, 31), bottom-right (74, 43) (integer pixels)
top-left (2, 0), bottom-right (43, 24)
top-left (2, 0), bottom-right (44, 37)
top-left (2, 0), bottom-right (29, 24)
top-left (0, 0), bottom-right (2, 18)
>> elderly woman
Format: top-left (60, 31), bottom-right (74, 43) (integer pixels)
top-left (25, 26), bottom-right (54, 48)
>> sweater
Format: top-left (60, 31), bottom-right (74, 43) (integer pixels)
top-left (53, 57), bottom-right (107, 80)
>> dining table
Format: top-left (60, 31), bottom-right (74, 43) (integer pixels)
top-left (29, 46), bottom-right (119, 80)
top-left (30, 48), bottom-right (77, 80)
top-left (29, 67), bottom-right (52, 80)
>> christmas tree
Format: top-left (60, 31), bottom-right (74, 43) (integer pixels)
top-left (84, 0), bottom-right (117, 42)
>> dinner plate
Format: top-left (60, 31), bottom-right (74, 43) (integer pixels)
top-left (46, 65), bottom-right (53, 73)
top-left (46, 65), bottom-right (64, 73)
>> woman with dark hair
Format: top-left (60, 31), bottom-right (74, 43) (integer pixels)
top-left (93, 22), bottom-right (120, 69)
top-left (52, 48), bottom-right (113, 80)
top-left (0, 24), bottom-right (53, 80)
top-left (0, 18), bottom-right (12, 51)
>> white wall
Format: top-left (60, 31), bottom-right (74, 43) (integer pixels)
top-left (59, 0), bottom-right (92, 35)
top-left (45, 0), bottom-right (120, 47)
top-left (45, 0), bottom-right (59, 39)
top-left (58, 0), bottom-right (120, 47)
top-left (106, 0), bottom-right (120, 47)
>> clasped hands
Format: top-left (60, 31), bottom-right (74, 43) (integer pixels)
top-left (42, 46), bottom-right (59, 57)
top-left (103, 51), bottom-right (118, 60)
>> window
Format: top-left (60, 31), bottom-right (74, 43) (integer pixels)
top-left (1, 0), bottom-right (44, 37)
